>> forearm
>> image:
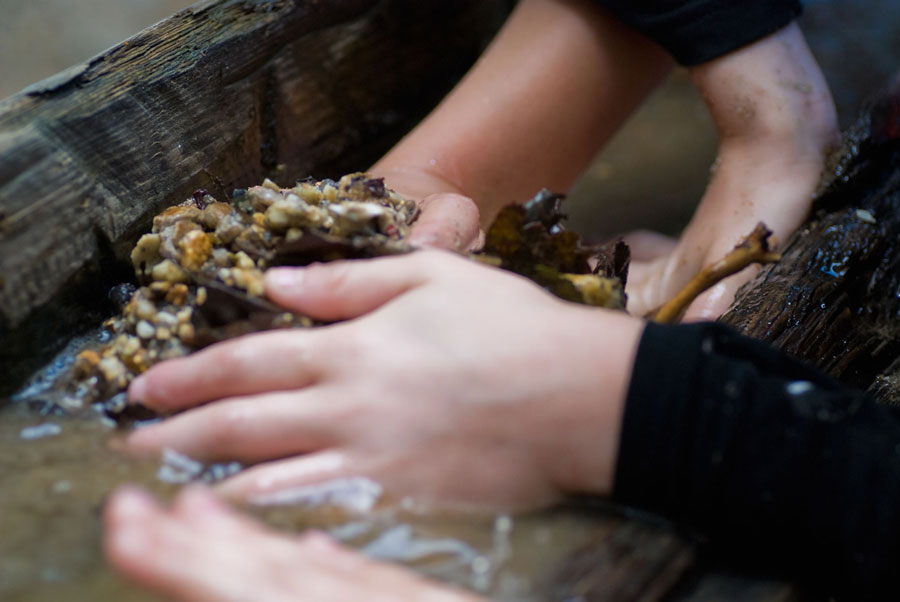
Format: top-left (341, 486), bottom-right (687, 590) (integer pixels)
top-left (371, 0), bottom-right (671, 225)
top-left (685, 21), bottom-right (838, 249)
top-left (633, 21), bottom-right (839, 319)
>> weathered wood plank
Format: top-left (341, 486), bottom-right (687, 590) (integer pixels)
top-left (0, 0), bottom-right (507, 393)
top-left (548, 516), bottom-right (695, 602)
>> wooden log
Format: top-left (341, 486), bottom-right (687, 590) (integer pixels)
top-left (547, 514), bottom-right (695, 601)
top-left (721, 72), bottom-right (900, 403)
top-left (0, 0), bottom-right (508, 394)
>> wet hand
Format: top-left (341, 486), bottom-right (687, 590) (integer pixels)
top-left (105, 485), bottom-right (485, 602)
top-left (126, 251), bottom-right (641, 510)
top-left (367, 166), bottom-right (483, 252)
top-left (623, 147), bottom-right (828, 321)
top-left (626, 22), bottom-right (839, 322)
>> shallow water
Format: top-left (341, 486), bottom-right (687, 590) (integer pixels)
top-left (1, 396), bottom-right (673, 602)
top-left (0, 406), bottom-right (162, 602)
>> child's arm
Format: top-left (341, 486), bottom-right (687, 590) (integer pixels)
top-left (369, 0), bottom-right (672, 250)
top-left (627, 22), bottom-right (839, 319)
top-left (372, 1), bottom-right (838, 321)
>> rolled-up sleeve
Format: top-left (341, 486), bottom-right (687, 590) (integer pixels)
top-left (594, 0), bottom-right (802, 65)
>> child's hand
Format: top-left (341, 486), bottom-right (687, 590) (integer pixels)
top-left (105, 485), bottom-right (486, 602)
top-left (626, 22), bottom-right (839, 321)
top-left (126, 251), bottom-right (641, 510)
top-left (408, 192), bottom-right (483, 251)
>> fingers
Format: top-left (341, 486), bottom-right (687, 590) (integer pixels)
top-left (128, 329), bottom-right (326, 410)
top-left (264, 251), bottom-right (452, 320)
top-left (681, 269), bottom-right (757, 322)
top-left (408, 193), bottom-right (483, 252)
top-left (106, 485), bottom-right (486, 602)
top-left (104, 485), bottom-right (231, 602)
top-left (215, 450), bottom-right (382, 507)
top-left (621, 229), bottom-right (677, 262)
top-left (127, 390), bottom-right (345, 462)
top-left (105, 485), bottom-right (299, 602)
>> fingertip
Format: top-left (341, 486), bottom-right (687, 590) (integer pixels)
top-left (106, 485), bottom-right (159, 522)
top-left (127, 376), bottom-right (147, 404)
top-left (412, 193), bottom-right (481, 252)
top-left (212, 474), bottom-right (249, 501)
top-left (406, 229), bottom-right (442, 249)
top-left (127, 365), bottom-right (172, 409)
top-left (104, 486), bottom-right (161, 564)
top-left (124, 425), bottom-right (165, 456)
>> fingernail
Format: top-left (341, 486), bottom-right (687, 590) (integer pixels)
top-left (265, 268), bottom-right (304, 292)
top-left (128, 376), bottom-right (147, 403)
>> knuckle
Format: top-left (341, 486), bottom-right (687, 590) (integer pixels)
top-left (206, 402), bottom-right (247, 448)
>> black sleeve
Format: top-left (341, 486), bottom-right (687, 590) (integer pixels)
top-left (594, 0), bottom-right (802, 65)
top-left (613, 322), bottom-right (900, 600)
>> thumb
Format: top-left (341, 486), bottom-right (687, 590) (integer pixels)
top-left (408, 193), bottom-right (483, 252)
top-left (264, 252), bottom-right (439, 320)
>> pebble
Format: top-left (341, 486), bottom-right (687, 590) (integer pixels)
top-left (136, 320), bottom-right (155, 339)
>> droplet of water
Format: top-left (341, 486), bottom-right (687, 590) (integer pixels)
top-left (786, 381), bottom-right (815, 395)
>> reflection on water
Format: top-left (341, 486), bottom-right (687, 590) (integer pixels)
top-left (0, 402), bottom-right (681, 602)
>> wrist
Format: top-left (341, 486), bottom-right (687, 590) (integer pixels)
top-left (540, 308), bottom-right (644, 498)
top-left (368, 164), bottom-right (469, 205)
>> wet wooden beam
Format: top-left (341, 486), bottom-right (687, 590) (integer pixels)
top-left (548, 515), bottom-right (695, 601)
top-left (0, 0), bottom-right (507, 393)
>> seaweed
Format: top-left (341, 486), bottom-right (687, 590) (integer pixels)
top-left (481, 189), bottom-right (627, 309)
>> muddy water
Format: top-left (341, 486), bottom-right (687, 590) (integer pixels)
top-left (0, 393), bottom-right (641, 602)
top-left (0, 407), bottom-right (161, 602)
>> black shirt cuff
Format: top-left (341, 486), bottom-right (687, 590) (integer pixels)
top-left (613, 321), bottom-right (900, 599)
